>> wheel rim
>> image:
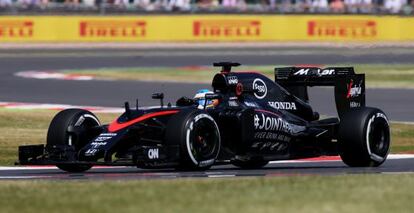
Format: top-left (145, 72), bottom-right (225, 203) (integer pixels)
top-left (69, 114), bottom-right (100, 149)
top-left (188, 117), bottom-right (220, 163)
top-left (368, 118), bottom-right (390, 160)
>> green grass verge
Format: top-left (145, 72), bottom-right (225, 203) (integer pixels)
top-left (0, 109), bottom-right (413, 165)
top-left (390, 123), bottom-right (414, 153)
top-left (64, 64), bottom-right (414, 88)
top-left (0, 175), bottom-right (413, 213)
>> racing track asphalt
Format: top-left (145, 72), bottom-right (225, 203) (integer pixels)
top-left (1, 47), bottom-right (414, 121)
top-left (1, 157), bottom-right (414, 180)
top-left (1, 47), bottom-right (414, 180)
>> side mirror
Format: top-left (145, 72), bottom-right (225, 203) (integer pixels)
top-left (152, 93), bottom-right (164, 108)
top-left (124, 101), bottom-right (131, 119)
top-left (203, 94), bottom-right (222, 110)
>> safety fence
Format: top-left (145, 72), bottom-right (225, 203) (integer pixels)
top-left (1, 15), bottom-right (413, 42)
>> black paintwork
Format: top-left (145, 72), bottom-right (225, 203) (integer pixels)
top-left (17, 62), bottom-right (367, 168)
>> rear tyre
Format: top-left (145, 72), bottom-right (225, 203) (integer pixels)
top-left (338, 107), bottom-right (390, 167)
top-left (46, 109), bottom-right (101, 172)
top-left (166, 109), bottom-right (221, 170)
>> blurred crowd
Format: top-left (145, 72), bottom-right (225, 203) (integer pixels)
top-left (1, 0), bottom-right (413, 14)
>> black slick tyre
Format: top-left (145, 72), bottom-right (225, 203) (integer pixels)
top-left (166, 109), bottom-right (221, 170)
top-left (46, 109), bottom-right (100, 172)
top-left (338, 107), bottom-right (390, 167)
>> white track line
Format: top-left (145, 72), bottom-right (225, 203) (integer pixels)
top-left (0, 166), bottom-right (128, 171)
top-left (15, 71), bottom-right (95, 81)
top-left (0, 101), bottom-right (170, 114)
top-left (391, 121), bottom-right (414, 125)
top-left (388, 154), bottom-right (414, 159)
top-left (0, 101), bottom-right (124, 113)
top-left (0, 167), bottom-right (54, 171)
top-left (268, 154), bottom-right (414, 164)
top-left (0, 176), bottom-right (54, 179)
top-left (208, 175), bottom-right (236, 178)
top-left (2, 154), bottom-right (413, 171)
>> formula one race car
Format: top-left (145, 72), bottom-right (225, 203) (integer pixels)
top-left (17, 62), bottom-right (391, 172)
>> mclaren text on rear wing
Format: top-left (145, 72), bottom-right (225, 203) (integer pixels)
top-left (274, 67), bottom-right (365, 117)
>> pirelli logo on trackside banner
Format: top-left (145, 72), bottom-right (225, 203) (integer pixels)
top-left (79, 21), bottom-right (146, 38)
top-left (307, 20), bottom-right (377, 38)
top-left (0, 21), bottom-right (34, 38)
top-left (193, 20), bottom-right (261, 38)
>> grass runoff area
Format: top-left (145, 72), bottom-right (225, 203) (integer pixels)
top-left (64, 64), bottom-right (414, 88)
top-left (0, 175), bottom-right (413, 213)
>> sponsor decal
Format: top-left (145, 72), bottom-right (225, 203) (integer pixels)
top-left (74, 116), bottom-right (86, 126)
top-left (193, 20), bottom-right (260, 38)
top-left (251, 141), bottom-right (289, 151)
top-left (92, 133), bottom-right (117, 144)
top-left (228, 100), bottom-right (239, 107)
top-left (100, 133), bottom-right (117, 136)
top-left (376, 112), bottom-right (388, 121)
top-left (293, 68), bottom-right (335, 76)
top-left (198, 159), bottom-right (215, 167)
top-left (350, 101), bottom-right (361, 108)
top-left (244, 101), bottom-right (258, 108)
top-left (346, 79), bottom-right (362, 99)
top-left (227, 76), bottom-right (238, 85)
top-left (0, 21), bottom-right (33, 38)
top-left (254, 113), bottom-right (293, 134)
top-left (91, 142), bottom-right (107, 146)
top-left (93, 137), bottom-right (112, 142)
top-left (252, 78), bottom-right (267, 99)
top-left (268, 101), bottom-right (297, 110)
top-left (368, 112), bottom-right (388, 127)
top-left (147, 148), bottom-right (159, 159)
top-left (307, 20), bottom-right (377, 38)
top-left (253, 132), bottom-right (291, 142)
top-left (79, 20), bottom-right (146, 38)
top-left (294, 69), bottom-right (311, 76)
top-left (85, 148), bottom-right (98, 156)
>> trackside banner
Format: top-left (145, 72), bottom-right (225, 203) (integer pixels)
top-left (0, 15), bottom-right (414, 42)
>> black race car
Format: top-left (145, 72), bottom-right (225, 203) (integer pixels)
top-left (17, 62), bottom-right (391, 172)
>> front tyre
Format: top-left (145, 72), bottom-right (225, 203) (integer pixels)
top-left (166, 109), bottom-right (221, 170)
top-left (338, 107), bottom-right (390, 167)
top-left (46, 109), bottom-right (101, 172)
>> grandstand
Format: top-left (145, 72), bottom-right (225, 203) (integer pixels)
top-left (0, 0), bottom-right (412, 15)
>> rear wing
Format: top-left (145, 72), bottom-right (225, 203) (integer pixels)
top-left (275, 67), bottom-right (365, 117)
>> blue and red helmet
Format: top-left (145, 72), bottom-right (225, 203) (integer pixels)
top-left (194, 89), bottom-right (218, 109)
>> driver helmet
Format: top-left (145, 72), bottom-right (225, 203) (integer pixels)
top-left (194, 89), bottom-right (218, 109)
